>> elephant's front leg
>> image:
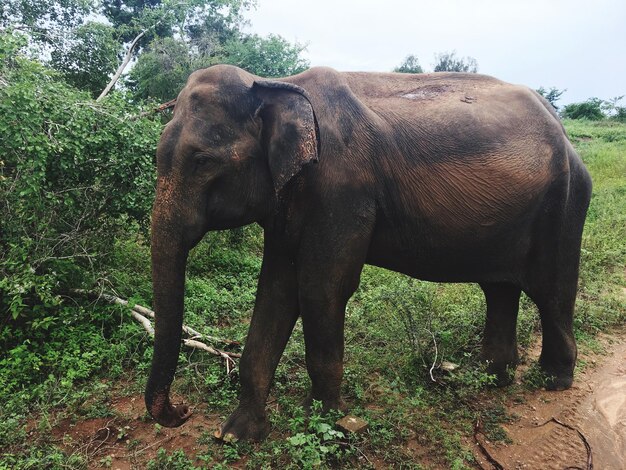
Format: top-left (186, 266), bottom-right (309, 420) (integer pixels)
top-left (300, 291), bottom-right (350, 412)
top-left (216, 238), bottom-right (299, 442)
top-left (298, 229), bottom-right (371, 413)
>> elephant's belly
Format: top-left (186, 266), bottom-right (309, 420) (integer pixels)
top-left (365, 223), bottom-right (527, 283)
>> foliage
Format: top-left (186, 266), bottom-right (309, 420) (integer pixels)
top-left (50, 22), bottom-right (121, 98)
top-left (2, 0), bottom-right (308, 103)
top-left (536, 86), bottom-right (566, 111)
top-left (603, 96), bottom-right (626, 121)
top-left (561, 97), bottom-right (606, 120)
top-left (102, 0), bottom-right (246, 46)
top-left (221, 33), bottom-right (309, 78)
top-left (128, 36), bottom-right (198, 102)
top-left (0, 32), bottom-right (161, 377)
top-left (433, 50), bottom-right (478, 73)
top-left (129, 33), bottom-right (309, 102)
top-left (0, 0), bottom-right (89, 46)
top-left (283, 403), bottom-right (348, 469)
top-left (147, 448), bottom-right (201, 469)
top-left (561, 96), bottom-right (626, 122)
top-left (394, 54), bottom-right (424, 74)
top-left (111, 0), bottom-right (308, 101)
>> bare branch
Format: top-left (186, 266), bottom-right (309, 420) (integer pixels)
top-left (132, 98), bottom-right (177, 120)
top-left (96, 29), bottom-right (147, 102)
top-left (71, 289), bottom-right (242, 362)
top-left (428, 329), bottom-right (438, 382)
top-left (96, 1), bottom-right (189, 102)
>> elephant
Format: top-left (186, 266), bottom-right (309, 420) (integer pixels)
top-left (145, 64), bottom-right (592, 441)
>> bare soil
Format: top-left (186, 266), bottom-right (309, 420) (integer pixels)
top-left (474, 329), bottom-right (626, 470)
top-left (50, 394), bottom-right (221, 469)
top-left (42, 330), bottom-right (625, 469)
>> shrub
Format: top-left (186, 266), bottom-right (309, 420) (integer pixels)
top-left (561, 98), bottom-right (606, 120)
top-left (0, 31), bottom-right (162, 414)
top-left (0, 32), bottom-right (162, 321)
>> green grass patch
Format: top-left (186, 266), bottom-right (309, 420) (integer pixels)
top-left (1, 121), bottom-right (625, 468)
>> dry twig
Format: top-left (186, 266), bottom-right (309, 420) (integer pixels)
top-left (71, 290), bottom-right (241, 369)
top-left (473, 418), bottom-right (505, 470)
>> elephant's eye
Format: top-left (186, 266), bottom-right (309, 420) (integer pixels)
top-left (193, 153), bottom-right (215, 170)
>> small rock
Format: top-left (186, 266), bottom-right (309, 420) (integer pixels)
top-left (336, 415), bottom-right (368, 434)
top-left (440, 361), bottom-right (459, 372)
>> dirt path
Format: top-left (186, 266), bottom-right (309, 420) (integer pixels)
top-left (475, 331), bottom-right (626, 470)
top-left (50, 394), bottom-right (222, 469)
top-left (44, 331), bottom-right (625, 468)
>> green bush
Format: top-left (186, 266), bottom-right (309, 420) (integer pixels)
top-left (614, 106), bottom-right (626, 122)
top-left (561, 98), bottom-right (606, 120)
top-left (0, 31), bottom-right (162, 418)
top-left (0, 32), bottom-right (162, 320)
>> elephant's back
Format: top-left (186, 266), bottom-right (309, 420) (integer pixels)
top-left (341, 70), bottom-right (505, 103)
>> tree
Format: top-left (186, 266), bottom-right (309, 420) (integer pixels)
top-left (394, 55), bottom-right (424, 74)
top-left (128, 37), bottom-right (197, 102)
top-left (0, 0), bottom-right (89, 44)
top-left (50, 22), bottom-right (121, 98)
top-left (101, 0), bottom-right (245, 50)
top-left (129, 33), bottom-right (309, 102)
top-left (221, 34), bottom-right (309, 78)
top-left (561, 98), bottom-right (605, 120)
top-left (536, 86), bottom-right (566, 111)
top-left (433, 51), bottom-right (478, 73)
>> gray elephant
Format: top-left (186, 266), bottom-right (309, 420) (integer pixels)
top-left (145, 65), bottom-right (592, 441)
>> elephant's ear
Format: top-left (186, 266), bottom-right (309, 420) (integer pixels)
top-left (252, 80), bottom-right (320, 194)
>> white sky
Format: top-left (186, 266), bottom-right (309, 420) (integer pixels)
top-left (244, 0), bottom-right (626, 105)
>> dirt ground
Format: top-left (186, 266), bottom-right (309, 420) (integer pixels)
top-left (45, 330), bottom-right (625, 469)
top-left (474, 329), bottom-right (626, 470)
top-left (50, 393), bottom-right (222, 469)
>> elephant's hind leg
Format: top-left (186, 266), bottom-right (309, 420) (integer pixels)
top-left (523, 163), bottom-right (590, 390)
top-left (480, 282), bottom-right (522, 386)
top-left (524, 276), bottom-right (578, 391)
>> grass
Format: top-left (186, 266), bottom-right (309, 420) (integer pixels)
top-left (1, 120), bottom-right (625, 468)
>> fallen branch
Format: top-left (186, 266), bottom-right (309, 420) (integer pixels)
top-left (184, 339), bottom-right (236, 374)
top-left (130, 308), bottom-right (154, 335)
top-left (96, 27), bottom-right (148, 102)
top-left (71, 289), bottom-right (241, 367)
top-left (474, 418), bottom-right (505, 470)
top-left (133, 98), bottom-right (177, 120)
top-left (73, 289), bottom-right (239, 346)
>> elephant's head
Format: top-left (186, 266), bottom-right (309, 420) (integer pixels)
top-left (146, 65), bottom-right (319, 427)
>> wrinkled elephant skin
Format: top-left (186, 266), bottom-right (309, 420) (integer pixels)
top-left (145, 65), bottom-right (592, 441)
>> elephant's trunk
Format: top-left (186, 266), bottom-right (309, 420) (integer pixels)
top-left (145, 181), bottom-right (193, 427)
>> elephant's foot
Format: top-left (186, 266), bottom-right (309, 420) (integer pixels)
top-left (303, 393), bottom-right (347, 415)
top-left (539, 358), bottom-right (574, 391)
top-left (147, 391), bottom-right (192, 428)
top-left (215, 406), bottom-right (269, 442)
top-left (485, 361), bottom-right (517, 387)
